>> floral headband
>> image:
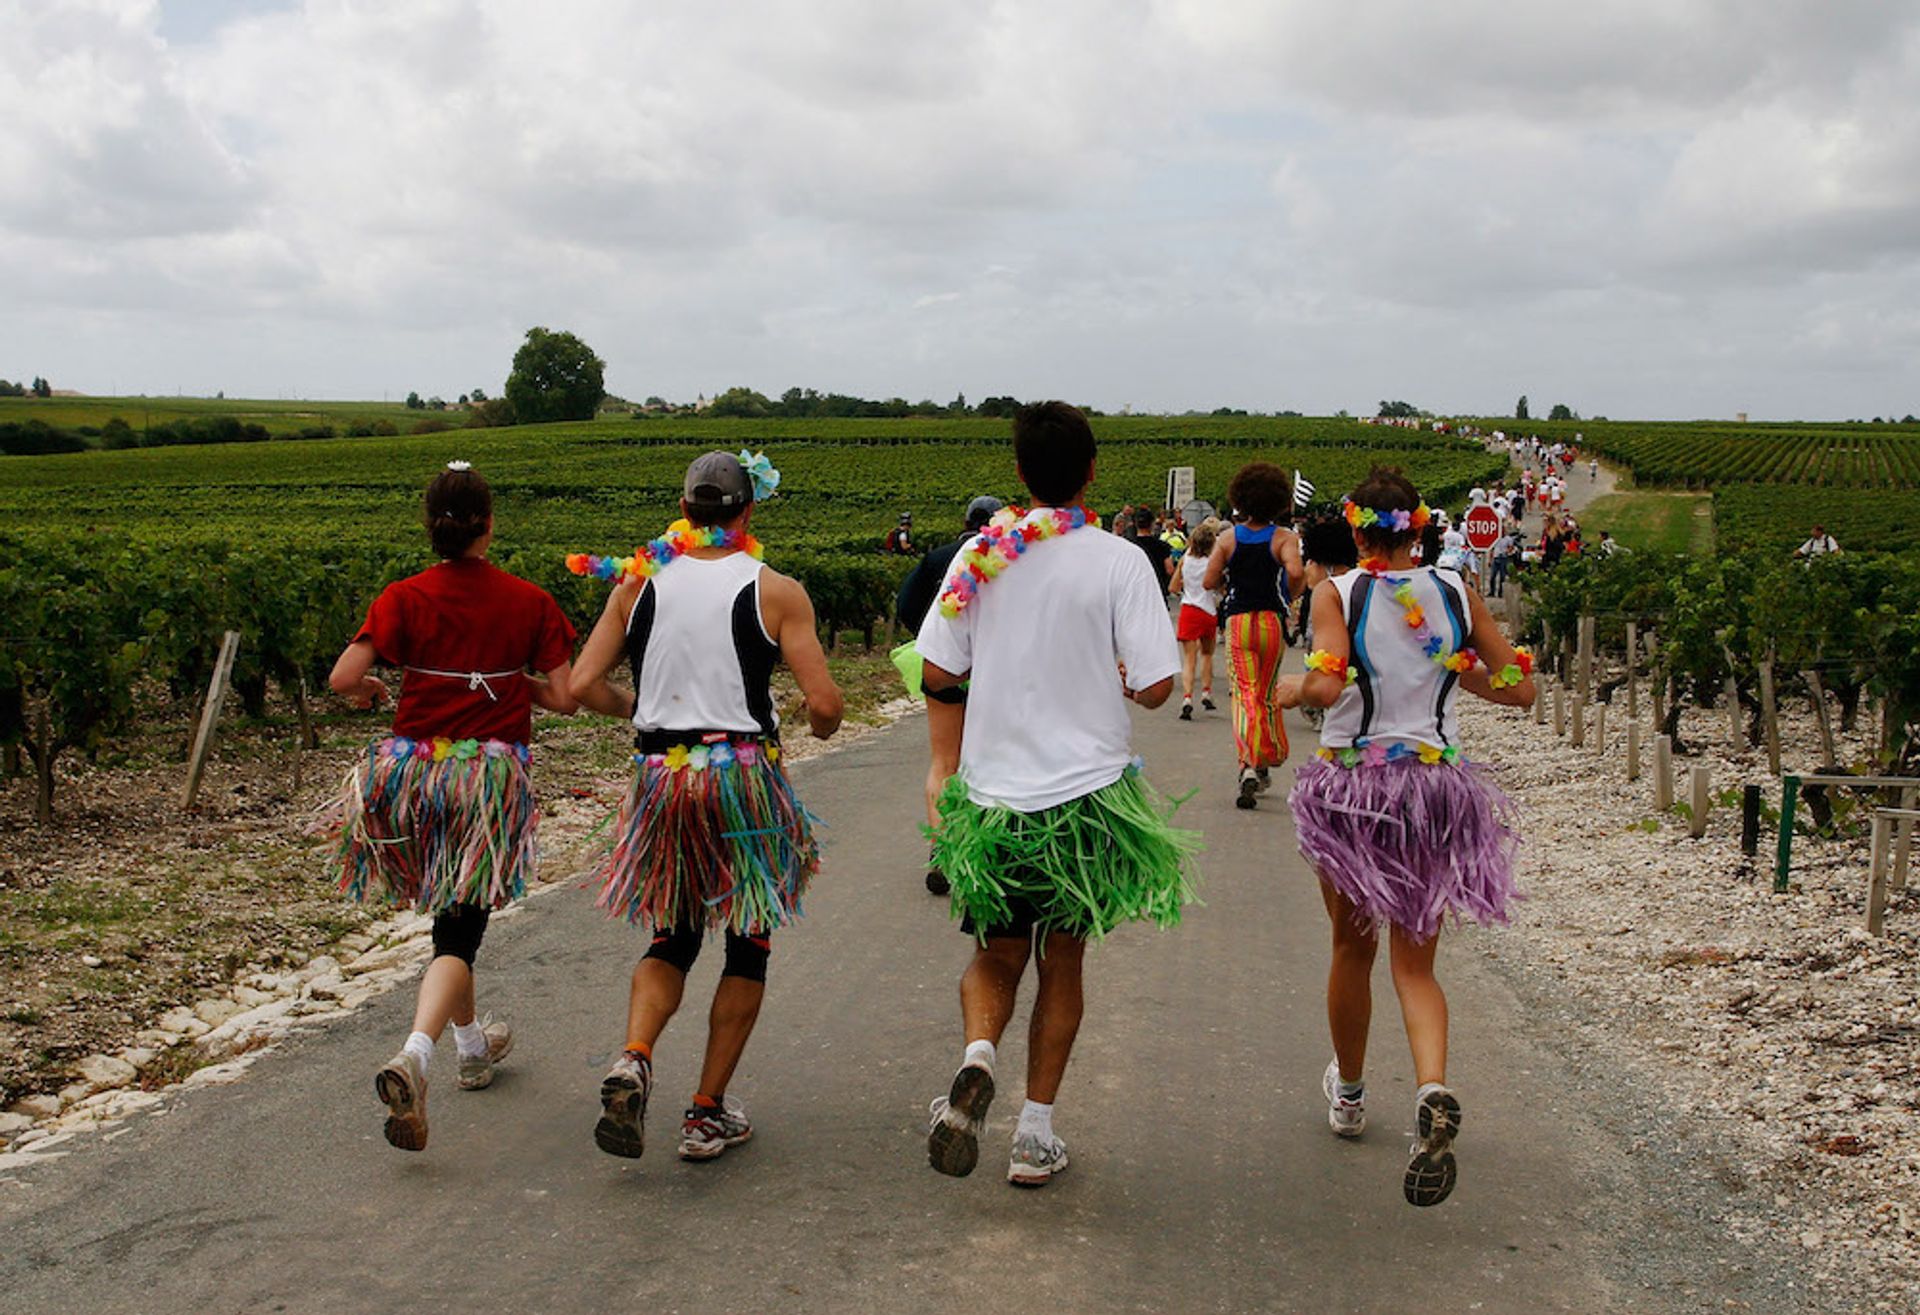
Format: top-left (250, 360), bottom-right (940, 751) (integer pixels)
top-left (1343, 498), bottom-right (1431, 533)
top-left (738, 450), bottom-right (780, 502)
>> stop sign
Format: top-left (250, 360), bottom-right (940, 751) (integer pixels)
top-left (1464, 505), bottom-right (1501, 550)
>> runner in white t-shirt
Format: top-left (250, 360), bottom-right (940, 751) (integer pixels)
top-left (1171, 520), bottom-right (1222, 719)
top-left (916, 401), bottom-right (1197, 1189)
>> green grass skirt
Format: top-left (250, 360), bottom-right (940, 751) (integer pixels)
top-left (927, 769), bottom-right (1201, 940)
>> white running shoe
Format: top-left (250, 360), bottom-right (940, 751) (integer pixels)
top-left (927, 1062), bottom-right (995, 1177)
top-left (1321, 1060), bottom-right (1366, 1138)
top-left (679, 1096), bottom-right (752, 1161)
top-left (456, 1015), bottom-right (514, 1091)
top-left (1008, 1130), bottom-right (1069, 1187)
top-left (1404, 1083), bottom-right (1462, 1207)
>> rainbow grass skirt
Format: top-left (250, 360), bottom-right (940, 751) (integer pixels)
top-left (1288, 752), bottom-right (1519, 943)
top-left (331, 737), bottom-right (538, 913)
top-left (596, 739), bottom-right (818, 934)
top-left (927, 769), bottom-right (1201, 941)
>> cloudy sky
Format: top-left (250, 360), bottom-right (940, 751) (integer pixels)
top-left (2, 0), bottom-right (1916, 419)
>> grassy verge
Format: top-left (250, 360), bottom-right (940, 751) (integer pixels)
top-left (1578, 491), bottom-right (1714, 554)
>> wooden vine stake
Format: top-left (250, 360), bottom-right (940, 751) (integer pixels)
top-left (1654, 733), bottom-right (1674, 811)
top-left (1756, 657), bottom-right (1781, 777)
top-left (1688, 764), bottom-right (1711, 839)
top-left (1625, 621), bottom-right (1640, 722)
top-left (182, 630), bottom-right (242, 810)
top-left (1804, 670), bottom-right (1840, 771)
top-left (1627, 721), bottom-right (1642, 781)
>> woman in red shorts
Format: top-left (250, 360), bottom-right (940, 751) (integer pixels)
top-left (1170, 519), bottom-right (1221, 720)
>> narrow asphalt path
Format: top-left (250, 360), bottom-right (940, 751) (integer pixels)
top-left (0, 692), bottom-right (1800, 1314)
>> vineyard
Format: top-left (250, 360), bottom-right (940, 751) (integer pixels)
top-left (0, 413), bottom-right (1505, 819)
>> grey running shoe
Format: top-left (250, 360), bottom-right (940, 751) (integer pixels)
top-left (680, 1097), bottom-right (752, 1161)
top-left (594, 1052), bottom-right (651, 1159)
top-left (375, 1050), bottom-right (428, 1152)
top-left (1321, 1059), bottom-right (1366, 1138)
top-left (456, 1017), bottom-right (514, 1091)
top-left (1007, 1130), bottom-right (1069, 1187)
top-left (927, 1062), bottom-right (995, 1177)
top-left (1404, 1083), bottom-right (1462, 1207)
top-left (1236, 767), bottom-right (1260, 810)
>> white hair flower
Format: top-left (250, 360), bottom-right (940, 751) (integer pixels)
top-left (446, 460), bottom-right (473, 472)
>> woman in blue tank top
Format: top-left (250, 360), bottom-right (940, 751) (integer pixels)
top-left (1202, 463), bottom-right (1303, 809)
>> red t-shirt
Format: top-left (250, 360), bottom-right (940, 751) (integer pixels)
top-left (354, 558), bottom-right (577, 744)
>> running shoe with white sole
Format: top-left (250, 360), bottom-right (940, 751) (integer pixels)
top-left (594, 1052), bottom-right (652, 1159)
top-left (1201, 694), bottom-right (1216, 711)
top-left (1321, 1060), bottom-right (1366, 1138)
top-left (927, 1062), bottom-right (995, 1177)
top-left (1403, 1083), bottom-right (1462, 1207)
top-left (374, 1049), bottom-right (428, 1152)
top-left (1008, 1130), bottom-right (1069, 1187)
top-left (1255, 766), bottom-right (1272, 794)
top-left (456, 1016), bottom-right (514, 1091)
top-left (1235, 767), bottom-right (1260, 810)
top-left (680, 1097), bottom-right (753, 1161)
top-left (1179, 699), bottom-right (1193, 721)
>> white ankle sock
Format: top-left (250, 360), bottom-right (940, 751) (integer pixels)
top-left (452, 1020), bottom-right (488, 1059)
top-left (403, 1030), bottom-right (434, 1067)
top-left (1017, 1099), bottom-right (1053, 1139)
top-left (963, 1039), bottom-right (996, 1072)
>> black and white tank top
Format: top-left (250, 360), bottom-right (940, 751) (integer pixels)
top-left (625, 553), bottom-right (780, 735)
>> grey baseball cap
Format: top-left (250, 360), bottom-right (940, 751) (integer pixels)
top-left (683, 451), bottom-right (753, 510)
top-left (965, 495), bottom-right (1004, 529)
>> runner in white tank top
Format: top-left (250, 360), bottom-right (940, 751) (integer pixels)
top-left (1277, 468), bottom-right (1537, 1211)
top-left (569, 451), bottom-right (844, 1167)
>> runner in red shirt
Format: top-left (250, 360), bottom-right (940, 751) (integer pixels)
top-left (327, 462), bottom-right (578, 1152)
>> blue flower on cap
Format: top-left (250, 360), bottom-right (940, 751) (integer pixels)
top-left (738, 450), bottom-right (780, 502)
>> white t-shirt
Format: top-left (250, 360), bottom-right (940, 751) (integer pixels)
top-left (917, 515), bottom-right (1180, 812)
top-left (1178, 552), bottom-right (1218, 615)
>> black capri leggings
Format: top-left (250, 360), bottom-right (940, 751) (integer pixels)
top-left (642, 923), bottom-right (772, 984)
top-left (431, 904), bottom-right (491, 967)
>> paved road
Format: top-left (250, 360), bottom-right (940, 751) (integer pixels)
top-left (0, 697), bottom-right (1804, 1314)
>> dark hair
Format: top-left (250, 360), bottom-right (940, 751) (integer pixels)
top-left (1133, 507), bottom-right (1156, 531)
top-left (424, 467), bottom-right (492, 558)
top-left (1301, 514), bottom-right (1359, 569)
top-left (1227, 462), bottom-right (1291, 524)
top-left (1012, 401), bottom-right (1096, 505)
top-left (1346, 466), bottom-right (1422, 552)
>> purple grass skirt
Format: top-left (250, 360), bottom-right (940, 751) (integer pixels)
top-left (1288, 756), bottom-right (1519, 942)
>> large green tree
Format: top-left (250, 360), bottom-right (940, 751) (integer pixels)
top-left (505, 327), bottom-right (606, 423)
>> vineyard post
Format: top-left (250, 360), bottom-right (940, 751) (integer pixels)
top-left (1894, 785), bottom-right (1917, 892)
top-left (1654, 733), bottom-right (1674, 811)
top-left (1688, 764), bottom-right (1711, 839)
top-left (1804, 670), bottom-right (1840, 770)
top-left (1578, 614), bottom-right (1594, 704)
top-left (31, 699), bottom-right (53, 824)
top-left (1865, 813), bottom-right (1890, 936)
top-left (1553, 684), bottom-right (1567, 738)
top-left (1627, 721), bottom-right (1642, 781)
top-left (1740, 784), bottom-right (1762, 857)
top-left (183, 630), bottom-right (241, 810)
top-left (1594, 701), bottom-right (1606, 753)
top-left (1571, 691), bottom-right (1585, 747)
top-left (1625, 621), bottom-right (1640, 722)
top-left (1775, 776), bottom-right (1799, 892)
top-left (1718, 637), bottom-right (1741, 750)
top-left (1757, 656), bottom-right (1782, 777)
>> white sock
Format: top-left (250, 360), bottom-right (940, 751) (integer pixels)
top-left (1017, 1099), bottom-right (1053, 1139)
top-left (963, 1039), bottom-right (996, 1072)
top-left (403, 1030), bottom-right (434, 1067)
top-left (452, 1019), bottom-right (488, 1059)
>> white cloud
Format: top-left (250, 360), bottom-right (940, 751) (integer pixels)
top-left (0, 0), bottom-right (1913, 416)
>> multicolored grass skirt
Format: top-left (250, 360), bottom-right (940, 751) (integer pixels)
top-left (1227, 610), bottom-right (1288, 768)
top-left (928, 770), bottom-right (1201, 941)
top-left (1289, 752), bottom-right (1518, 943)
top-left (597, 738), bottom-right (818, 934)
top-left (331, 737), bottom-right (538, 913)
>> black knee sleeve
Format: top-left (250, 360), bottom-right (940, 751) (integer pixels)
top-left (430, 904), bottom-right (490, 967)
top-left (642, 922), bottom-right (703, 974)
top-left (720, 930), bottom-right (771, 983)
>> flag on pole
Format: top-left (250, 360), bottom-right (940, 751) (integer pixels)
top-left (1293, 469), bottom-right (1315, 508)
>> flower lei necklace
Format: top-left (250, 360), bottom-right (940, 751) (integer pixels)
top-left (1304, 559), bottom-right (1532, 690)
top-left (936, 505), bottom-right (1090, 618)
top-left (566, 522), bottom-right (763, 586)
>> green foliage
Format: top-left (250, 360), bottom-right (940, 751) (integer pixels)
top-left (1515, 395), bottom-right (1529, 420)
top-left (0, 420), bottom-right (87, 455)
top-left (1548, 403), bottom-right (1575, 422)
top-left (505, 326), bottom-right (606, 424)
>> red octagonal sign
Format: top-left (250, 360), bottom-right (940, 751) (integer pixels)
top-left (1464, 505), bottom-right (1501, 550)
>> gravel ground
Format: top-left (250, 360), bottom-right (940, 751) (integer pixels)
top-left (1461, 678), bottom-right (1919, 1314)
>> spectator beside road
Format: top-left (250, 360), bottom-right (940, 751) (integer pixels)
top-left (884, 513), bottom-right (916, 556)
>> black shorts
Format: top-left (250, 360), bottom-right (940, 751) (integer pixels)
top-left (961, 892), bottom-right (1052, 943)
top-left (430, 904), bottom-right (490, 966)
